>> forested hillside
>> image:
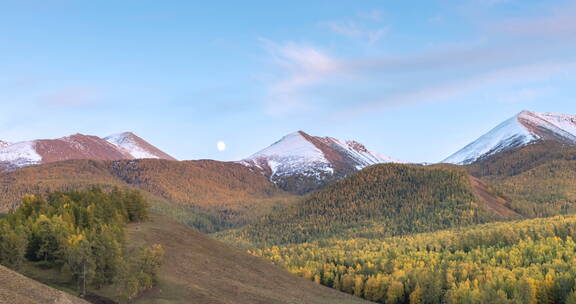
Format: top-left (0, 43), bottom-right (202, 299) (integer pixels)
top-left (0, 188), bottom-right (164, 302)
top-left (253, 215), bottom-right (576, 303)
top-left (467, 141), bottom-right (576, 178)
top-left (0, 159), bottom-right (294, 233)
top-left (219, 164), bottom-right (515, 246)
top-left (466, 141), bottom-right (576, 218)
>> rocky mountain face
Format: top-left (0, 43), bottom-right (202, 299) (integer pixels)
top-left (444, 111), bottom-right (576, 165)
top-left (241, 131), bottom-right (399, 194)
top-left (0, 132), bottom-right (174, 170)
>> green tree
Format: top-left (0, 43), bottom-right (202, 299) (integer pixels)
top-left (387, 280), bottom-right (404, 304)
top-left (0, 223), bottom-right (27, 269)
top-left (65, 233), bottom-right (95, 296)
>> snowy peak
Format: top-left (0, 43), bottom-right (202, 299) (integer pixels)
top-left (241, 130), bottom-right (399, 193)
top-left (517, 111), bottom-right (576, 142)
top-left (242, 131), bottom-right (332, 177)
top-left (247, 131), bottom-right (326, 165)
top-left (444, 110), bottom-right (576, 164)
top-left (104, 132), bottom-right (176, 160)
top-left (0, 132), bottom-right (175, 170)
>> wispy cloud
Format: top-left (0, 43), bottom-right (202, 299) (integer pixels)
top-left (261, 40), bottom-right (342, 115)
top-left (322, 9), bottom-right (389, 45)
top-left (497, 87), bottom-right (554, 104)
top-left (324, 21), bottom-right (388, 45)
top-left (491, 2), bottom-right (576, 36)
top-left (350, 62), bottom-right (571, 114)
top-left (261, 1), bottom-right (576, 117)
top-left (360, 9), bottom-right (384, 22)
top-left (41, 87), bottom-right (100, 108)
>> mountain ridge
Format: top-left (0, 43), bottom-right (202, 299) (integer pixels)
top-left (444, 110), bottom-right (576, 164)
top-left (241, 130), bottom-right (399, 194)
top-left (0, 132), bottom-right (175, 170)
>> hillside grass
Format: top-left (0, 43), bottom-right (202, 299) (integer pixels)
top-left (105, 215), bottom-right (369, 304)
top-left (0, 265), bottom-right (89, 304)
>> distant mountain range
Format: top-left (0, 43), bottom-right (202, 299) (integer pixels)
top-left (0, 132), bottom-right (175, 170)
top-left (1, 110), bottom-right (575, 191)
top-left (444, 111), bottom-right (576, 164)
top-left (3, 110), bottom-right (575, 304)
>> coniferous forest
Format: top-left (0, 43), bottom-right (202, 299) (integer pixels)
top-left (0, 188), bottom-right (164, 302)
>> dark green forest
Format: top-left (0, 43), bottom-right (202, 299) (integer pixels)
top-left (0, 188), bottom-right (163, 302)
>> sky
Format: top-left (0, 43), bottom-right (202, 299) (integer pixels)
top-left (1, 0), bottom-right (575, 163)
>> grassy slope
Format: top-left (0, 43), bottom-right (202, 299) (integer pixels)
top-left (0, 265), bottom-right (89, 304)
top-left (117, 215), bottom-right (370, 304)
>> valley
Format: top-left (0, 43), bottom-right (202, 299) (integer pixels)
top-left (1, 110), bottom-right (576, 303)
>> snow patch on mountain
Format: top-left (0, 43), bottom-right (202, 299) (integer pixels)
top-left (104, 132), bottom-right (160, 159)
top-left (0, 141), bottom-right (42, 167)
top-left (330, 138), bottom-right (400, 165)
top-left (521, 111), bottom-right (576, 140)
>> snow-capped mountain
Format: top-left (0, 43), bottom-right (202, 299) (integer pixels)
top-left (241, 131), bottom-right (399, 193)
top-left (444, 111), bottom-right (576, 164)
top-left (0, 132), bottom-right (175, 170)
top-left (104, 132), bottom-right (176, 160)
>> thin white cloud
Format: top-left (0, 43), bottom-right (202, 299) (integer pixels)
top-left (322, 10), bottom-right (389, 45)
top-left (42, 88), bottom-right (100, 108)
top-left (351, 62), bottom-right (572, 115)
top-left (360, 9), bottom-right (384, 21)
top-left (261, 40), bottom-right (342, 115)
top-left (498, 87), bottom-right (554, 104)
top-left (261, 1), bottom-right (576, 117)
top-left (264, 38), bottom-right (574, 116)
top-left (325, 21), bottom-right (388, 45)
top-left (492, 3), bottom-right (576, 36)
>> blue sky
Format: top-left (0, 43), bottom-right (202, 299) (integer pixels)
top-left (1, 0), bottom-right (575, 162)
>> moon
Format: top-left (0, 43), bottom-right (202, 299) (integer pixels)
top-left (216, 141), bottom-right (226, 152)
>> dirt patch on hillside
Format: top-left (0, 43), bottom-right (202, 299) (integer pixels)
top-left (469, 176), bottom-right (521, 220)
